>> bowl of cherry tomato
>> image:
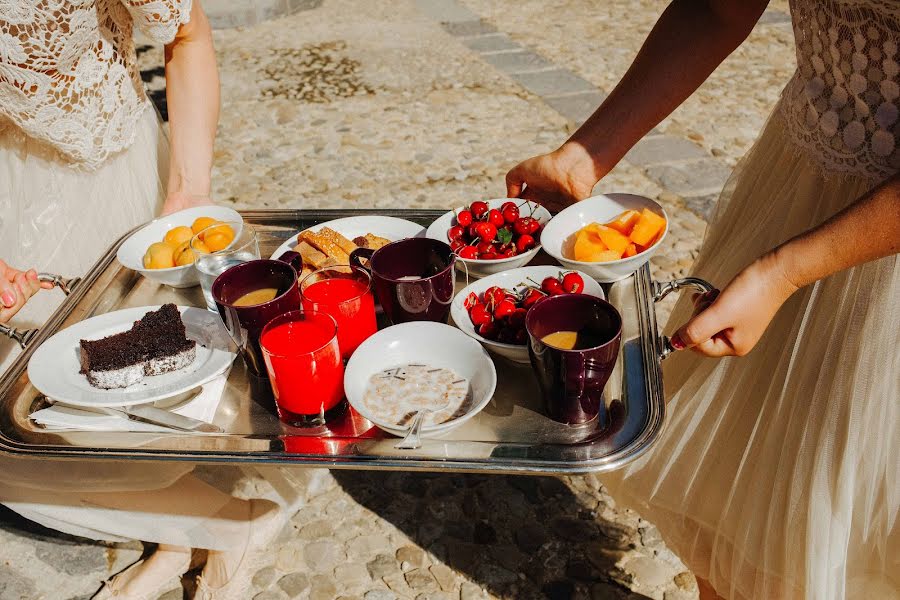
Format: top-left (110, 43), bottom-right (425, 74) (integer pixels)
top-left (426, 199), bottom-right (552, 278)
top-left (450, 266), bottom-right (603, 363)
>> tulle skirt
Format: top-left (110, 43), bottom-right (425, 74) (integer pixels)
top-left (603, 108), bottom-right (899, 600)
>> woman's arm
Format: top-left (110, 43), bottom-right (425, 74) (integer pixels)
top-left (672, 175), bottom-right (900, 356)
top-left (161, 1), bottom-right (220, 215)
top-left (507, 0), bottom-right (770, 210)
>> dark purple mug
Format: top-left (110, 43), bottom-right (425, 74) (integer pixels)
top-left (212, 254), bottom-right (303, 376)
top-left (525, 294), bottom-right (622, 425)
top-left (349, 238), bottom-right (455, 325)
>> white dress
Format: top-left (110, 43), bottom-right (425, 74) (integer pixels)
top-left (603, 1), bottom-right (899, 599)
top-left (0, 0), bottom-right (299, 549)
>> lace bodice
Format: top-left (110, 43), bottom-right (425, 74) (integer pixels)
top-left (781, 0), bottom-right (900, 180)
top-left (0, 0), bottom-right (191, 169)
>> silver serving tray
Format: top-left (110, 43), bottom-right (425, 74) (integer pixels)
top-left (0, 210), bottom-right (711, 475)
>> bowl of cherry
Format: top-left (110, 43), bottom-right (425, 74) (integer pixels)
top-left (425, 199), bottom-right (552, 278)
top-left (450, 266), bottom-right (604, 363)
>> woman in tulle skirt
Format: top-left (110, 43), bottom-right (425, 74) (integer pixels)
top-left (506, 1), bottom-right (897, 598)
top-left (1, 2), bottom-right (296, 598)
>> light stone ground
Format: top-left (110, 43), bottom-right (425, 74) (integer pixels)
top-left (2, 2), bottom-right (796, 599)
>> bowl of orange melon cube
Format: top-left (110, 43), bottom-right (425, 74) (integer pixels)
top-left (116, 206), bottom-right (243, 288)
top-left (541, 193), bottom-right (668, 282)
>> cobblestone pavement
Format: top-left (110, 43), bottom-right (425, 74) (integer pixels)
top-left (1, 2), bottom-right (797, 599)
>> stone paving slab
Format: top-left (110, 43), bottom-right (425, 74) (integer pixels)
top-left (481, 49), bottom-right (556, 74)
top-left (543, 91), bottom-right (607, 126)
top-left (509, 69), bottom-right (596, 98)
top-left (459, 33), bottom-right (521, 53)
top-left (644, 159), bottom-right (732, 197)
top-left (623, 136), bottom-right (708, 167)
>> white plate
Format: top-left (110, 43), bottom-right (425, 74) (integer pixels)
top-left (450, 266), bottom-right (605, 363)
top-left (344, 322), bottom-right (497, 437)
top-left (270, 216), bottom-right (426, 260)
top-left (28, 306), bottom-right (237, 408)
top-left (425, 199), bottom-right (552, 278)
top-left (541, 193), bottom-right (668, 282)
top-left (117, 206), bottom-right (244, 288)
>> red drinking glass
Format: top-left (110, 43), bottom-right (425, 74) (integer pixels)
top-left (260, 310), bottom-right (346, 427)
top-left (300, 265), bottom-right (377, 359)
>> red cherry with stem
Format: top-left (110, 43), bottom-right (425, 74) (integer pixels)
top-left (521, 287), bottom-right (546, 308)
top-left (561, 272), bottom-right (584, 294)
top-left (487, 209), bottom-right (505, 228)
top-left (512, 217), bottom-right (529, 236)
top-left (473, 221), bottom-right (497, 242)
top-left (480, 252), bottom-right (499, 260)
top-left (483, 286), bottom-right (505, 307)
top-left (541, 276), bottom-right (565, 296)
top-left (502, 205), bottom-right (520, 224)
top-left (500, 201), bottom-right (518, 214)
top-left (450, 239), bottom-right (465, 253)
top-left (467, 224), bottom-right (479, 239)
top-left (448, 225), bottom-right (465, 241)
top-left (521, 217), bottom-right (540, 235)
top-left (515, 234), bottom-right (536, 253)
top-left (493, 299), bottom-right (517, 320)
top-left (476, 239), bottom-right (494, 253)
top-left (458, 245), bottom-right (478, 260)
top-left (500, 247), bottom-right (517, 258)
top-left (470, 201), bottom-right (489, 219)
top-left (514, 328), bottom-right (528, 344)
top-left (508, 307), bottom-right (527, 327)
top-left (463, 292), bottom-right (480, 310)
top-left (457, 210), bottom-right (473, 227)
top-left (497, 327), bottom-right (517, 344)
top-left (469, 304), bottom-right (492, 326)
top-left (478, 321), bottom-right (500, 340)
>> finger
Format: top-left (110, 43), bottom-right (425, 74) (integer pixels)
top-left (0, 271), bottom-right (17, 308)
top-left (689, 333), bottom-right (736, 357)
top-left (670, 298), bottom-right (728, 349)
top-left (13, 271), bottom-right (35, 302)
top-left (505, 167), bottom-right (524, 198)
top-left (24, 270), bottom-right (43, 296)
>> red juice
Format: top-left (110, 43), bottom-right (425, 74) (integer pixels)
top-left (260, 317), bottom-right (344, 418)
top-left (302, 277), bottom-right (377, 359)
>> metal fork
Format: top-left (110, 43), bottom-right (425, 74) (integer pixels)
top-left (0, 273), bottom-right (81, 349)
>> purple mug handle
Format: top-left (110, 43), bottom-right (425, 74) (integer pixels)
top-left (349, 247), bottom-right (375, 272)
top-left (277, 251), bottom-right (304, 273)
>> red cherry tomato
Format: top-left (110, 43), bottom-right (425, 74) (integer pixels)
top-left (515, 234), bottom-right (536, 253)
top-left (447, 225), bottom-right (465, 241)
top-left (458, 245), bottom-right (478, 260)
top-left (541, 276), bottom-right (565, 296)
top-left (493, 299), bottom-right (517, 320)
top-left (457, 210), bottom-right (473, 227)
top-left (469, 304), bottom-right (492, 327)
top-left (470, 201), bottom-right (489, 219)
top-left (561, 272), bottom-right (584, 294)
top-left (487, 209), bottom-right (505, 228)
top-left (473, 221), bottom-right (497, 242)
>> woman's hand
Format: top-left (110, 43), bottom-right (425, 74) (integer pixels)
top-left (161, 191), bottom-right (215, 216)
top-left (505, 143), bottom-right (605, 213)
top-left (670, 253), bottom-right (798, 357)
top-left (0, 261), bottom-right (48, 324)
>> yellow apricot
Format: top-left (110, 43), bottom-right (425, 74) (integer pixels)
top-left (143, 242), bottom-right (176, 269)
top-left (202, 223), bottom-right (235, 252)
top-left (173, 241), bottom-right (195, 266)
top-left (189, 238), bottom-right (211, 255)
top-left (191, 216), bottom-right (218, 235)
top-left (163, 226), bottom-right (194, 247)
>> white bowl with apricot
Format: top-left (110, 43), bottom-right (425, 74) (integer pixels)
top-left (117, 206), bottom-right (243, 288)
top-left (541, 194), bottom-right (668, 282)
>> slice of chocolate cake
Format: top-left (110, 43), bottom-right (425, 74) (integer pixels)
top-left (80, 304), bottom-right (197, 389)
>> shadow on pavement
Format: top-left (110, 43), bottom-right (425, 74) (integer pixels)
top-left (333, 471), bottom-right (650, 600)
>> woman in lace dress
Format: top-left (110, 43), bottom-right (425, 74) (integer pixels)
top-left (507, 1), bottom-right (897, 598)
top-left (0, 2), bottom-right (295, 599)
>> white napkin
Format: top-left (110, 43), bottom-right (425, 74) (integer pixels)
top-left (30, 371), bottom-right (230, 433)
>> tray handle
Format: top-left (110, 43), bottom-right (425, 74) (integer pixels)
top-left (651, 276), bottom-right (716, 360)
top-left (1, 273), bottom-right (81, 349)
